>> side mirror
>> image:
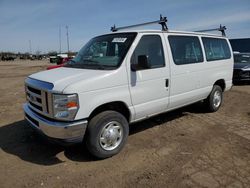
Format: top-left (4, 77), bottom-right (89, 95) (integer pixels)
top-left (130, 55), bottom-right (150, 71)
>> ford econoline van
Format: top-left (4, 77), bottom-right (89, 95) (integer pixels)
top-left (23, 17), bottom-right (233, 158)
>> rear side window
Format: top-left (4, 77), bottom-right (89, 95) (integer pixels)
top-left (168, 36), bottom-right (203, 65)
top-left (202, 37), bottom-right (231, 61)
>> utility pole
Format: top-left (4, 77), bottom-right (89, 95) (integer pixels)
top-left (66, 25), bottom-right (69, 54)
top-left (29, 40), bottom-right (32, 55)
top-left (59, 26), bottom-right (61, 54)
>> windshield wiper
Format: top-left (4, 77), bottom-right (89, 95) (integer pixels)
top-left (81, 59), bottom-right (108, 69)
top-left (82, 58), bottom-right (100, 64)
top-left (65, 59), bottom-right (115, 70)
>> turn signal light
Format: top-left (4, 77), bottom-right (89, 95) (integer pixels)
top-left (67, 101), bottom-right (78, 108)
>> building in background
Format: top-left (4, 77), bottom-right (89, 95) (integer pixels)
top-left (230, 38), bottom-right (250, 53)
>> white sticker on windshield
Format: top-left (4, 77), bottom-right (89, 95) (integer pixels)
top-left (112, 38), bottom-right (127, 43)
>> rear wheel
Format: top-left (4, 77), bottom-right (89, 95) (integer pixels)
top-left (205, 85), bottom-right (223, 112)
top-left (86, 111), bottom-right (129, 159)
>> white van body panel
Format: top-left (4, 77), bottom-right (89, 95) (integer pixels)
top-left (162, 33), bottom-right (233, 110)
top-left (126, 33), bottom-right (170, 120)
top-left (29, 67), bottom-right (117, 93)
top-left (25, 30), bottom-right (233, 124)
top-left (70, 62), bottom-right (134, 120)
top-left (29, 63), bottom-right (134, 121)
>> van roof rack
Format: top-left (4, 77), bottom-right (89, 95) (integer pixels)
top-left (111, 15), bottom-right (168, 32)
top-left (194, 25), bottom-right (227, 36)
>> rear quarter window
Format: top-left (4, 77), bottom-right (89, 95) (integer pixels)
top-left (202, 37), bottom-right (231, 61)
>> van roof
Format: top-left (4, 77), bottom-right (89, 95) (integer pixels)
top-left (110, 29), bottom-right (227, 38)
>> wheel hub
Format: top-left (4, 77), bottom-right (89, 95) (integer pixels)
top-left (100, 121), bottom-right (123, 151)
top-left (103, 129), bottom-right (119, 144)
top-left (213, 90), bottom-right (221, 108)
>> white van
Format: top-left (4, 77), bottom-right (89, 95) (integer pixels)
top-left (23, 17), bottom-right (233, 158)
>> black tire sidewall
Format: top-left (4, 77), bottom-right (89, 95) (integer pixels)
top-left (86, 111), bottom-right (129, 159)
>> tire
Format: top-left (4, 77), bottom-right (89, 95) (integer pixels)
top-left (85, 110), bottom-right (129, 159)
top-left (205, 85), bottom-right (223, 112)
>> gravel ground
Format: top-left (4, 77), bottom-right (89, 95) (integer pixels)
top-left (0, 60), bottom-right (249, 188)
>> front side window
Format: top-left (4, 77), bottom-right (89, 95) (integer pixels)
top-left (65, 33), bottom-right (137, 70)
top-left (131, 35), bottom-right (165, 70)
top-left (168, 36), bottom-right (203, 65)
top-left (202, 37), bottom-right (231, 61)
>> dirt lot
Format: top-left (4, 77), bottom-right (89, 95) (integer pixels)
top-left (0, 60), bottom-right (249, 188)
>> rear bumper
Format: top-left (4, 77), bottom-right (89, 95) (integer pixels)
top-left (23, 103), bottom-right (87, 143)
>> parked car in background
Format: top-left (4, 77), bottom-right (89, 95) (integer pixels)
top-left (47, 63), bottom-right (65, 70)
top-left (57, 57), bottom-right (72, 65)
top-left (49, 55), bottom-right (59, 63)
top-left (49, 54), bottom-right (73, 65)
top-left (56, 54), bottom-right (68, 65)
top-left (47, 56), bottom-right (74, 70)
top-left (1, 55), bottom-right (15, 61)
top-left (233, 53), bottom-right (250, 84)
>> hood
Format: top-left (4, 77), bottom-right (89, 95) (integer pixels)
top-left (28, 67), bottom-right (125, 93)
top-left (234, 63), bottom-right (250, 70)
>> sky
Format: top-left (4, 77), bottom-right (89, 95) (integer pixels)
top-left (0, 0), bottom-right (250, 53)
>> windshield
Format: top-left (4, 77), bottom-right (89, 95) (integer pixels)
top-left (234, 54), bottom-right (250, 64)
top-left (65, 33), bottom-right (137, 70)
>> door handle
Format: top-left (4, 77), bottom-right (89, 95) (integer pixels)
top-left (165, 79), bottom-right (169, 87)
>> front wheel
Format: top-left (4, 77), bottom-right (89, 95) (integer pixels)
top-left (205, 85), bottom-right (223, 112)
top-left (85, 111), bottom-right (129, 159)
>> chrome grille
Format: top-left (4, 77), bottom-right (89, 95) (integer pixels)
top-left (25, 84), bottom-right (52, 117)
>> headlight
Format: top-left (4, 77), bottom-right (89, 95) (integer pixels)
top-left (53, 94), bottom-right (79, 120)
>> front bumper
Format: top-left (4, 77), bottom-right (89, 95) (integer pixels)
top-left (233, 77), bottom-right (250, 82)
top-left (23, 103), bottom-right (87, 143)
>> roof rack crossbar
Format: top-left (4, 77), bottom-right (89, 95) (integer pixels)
top-left (111, 15), bottom-right (168, 32)
top-left (194, 25), bottom-right (227, 36)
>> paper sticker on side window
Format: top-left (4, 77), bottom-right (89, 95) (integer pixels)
top-left (112, 38), bottom-right (127, 43)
